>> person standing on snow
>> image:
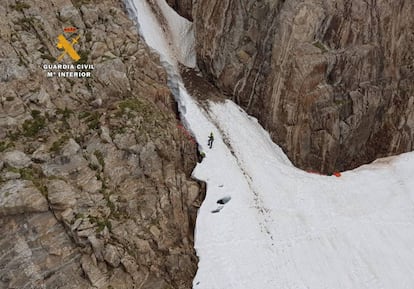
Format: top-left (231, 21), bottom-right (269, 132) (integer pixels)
top-left (197, 151), bottom-right (206, 163)
top-left (208, 132), bottom-right (214, 149)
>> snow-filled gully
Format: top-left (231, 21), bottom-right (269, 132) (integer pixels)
top-left (126, 1), bottom-right (414, 288)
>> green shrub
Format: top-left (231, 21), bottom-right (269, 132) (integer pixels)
top-left (57, 107), bottom-right (73, 118)
top-left (50, 135), bottom-right (69, 153)
top-left (88, 163), bottom-right (99, 171)
top-left (313, 41), bottom-right (328, 53)
top-left (22, 111), bottom-right (46, 137)
top-left (0, 141), bottom-right (14, 152)
top-left (94, 150), bottom-right (105, 168)
top-left (86, 112), bottom-right (101, 130)
top-left (19, 166), bottom-right (48, 196)
top-left (75, 213), bottom-right (85, 219)
top-left (10, 1), bottom-right (31, 12)
top-left (72, 0), bottom-right (91, 8)
top-left (41, 54), bottom-right (56, 62)
top-left (89, 216), bottom-right (112, 232)
top-left (6, 130), bottom-right (20, 141)
top-left (74, 50), bottom-right (89, 65)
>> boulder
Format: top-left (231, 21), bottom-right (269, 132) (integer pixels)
top-left (1, 171), bottom-right (21, 180)
top-left (81, 254), bottom-right (108, 288)
top-left (46, 179), bottom-right (77, 210)
top-left (103, 244), bottom-right (121, 267)
top-left (0, 180), bottom-right (48, 216)
top-left (0, 59), bottom-right (29, 82)
top-left (61, 139), bottom-right (81, 156)
top-left (59, 5), bottom-right (84, 28)
top-left (2, 150), bottom-right (31, 168)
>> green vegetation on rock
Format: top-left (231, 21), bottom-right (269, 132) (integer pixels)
top-left (10, 1), bottom-right (30, 12)
top-left (41, 54), bottom-right (56, 63)
top-left (0, 141), bottom-right (14, 152)
top-left (312, 41), bottom-right (328, 53)
top-left (94, 150), bottom-right (105, 168)
top-left (22, 110), bottom-right (46, 137)
top-left (50, 135), bottom-right (70, 153)
top-left (72, 0), bottom-right (91, 8)
top-left (79, 111), bottom-right (102, 130)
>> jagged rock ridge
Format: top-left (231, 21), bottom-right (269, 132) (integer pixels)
top-left (0, 0), bottom-right (203, 288)
top-left (171, 0), bottom-right (414, 173)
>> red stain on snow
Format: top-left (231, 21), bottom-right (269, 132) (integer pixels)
top-left (177, 124), bottom-right (196, 144)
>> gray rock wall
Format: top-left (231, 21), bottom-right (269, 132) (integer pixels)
top-left (183, 0), bottom-right (414, 173)
top-left (0, 0), bottom-right (202, 288)
top-left (166, 0), bottom-right (193, 21)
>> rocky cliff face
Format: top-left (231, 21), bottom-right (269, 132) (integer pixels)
top-left (0, 1), bottom-right (202, 288)
top-left (166, 0), bottom-right (193, 21)
top-left (175, 0), bottom-right (414, 173)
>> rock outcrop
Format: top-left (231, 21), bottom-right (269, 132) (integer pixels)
top-left (0, 179), bottom-right (49, 216)
top-left (0, 0), bottom-right (202, 288)
top-left (166, 0), bottom-right (193, 21)
top-left (178, 0), bottom-right (414, 173)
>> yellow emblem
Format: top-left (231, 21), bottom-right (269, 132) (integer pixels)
top-left (56, 34), bottom-right (81, 61)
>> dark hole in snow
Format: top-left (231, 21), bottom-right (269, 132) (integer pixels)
top-left (211, 206), bottom-right (223, 213)
top-left (217, 196), bottom-right (231, 205)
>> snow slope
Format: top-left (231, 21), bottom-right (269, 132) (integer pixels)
top-left (126, 1), bottom-right (414, 288)
top-left (196, 101), bottom-right (414, 289)
top-left (126, 0), bottom-right (195, 67)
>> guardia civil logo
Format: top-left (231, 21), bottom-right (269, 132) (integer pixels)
top-left (42, 27), bottom-right (94, 78)
top-left (56, 34), bottom-right (81, 62)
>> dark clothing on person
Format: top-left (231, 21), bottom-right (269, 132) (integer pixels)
top-left (197, 150), bottom-right (206, 163)
top-left (208, 132), bottom-right (214, 149)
